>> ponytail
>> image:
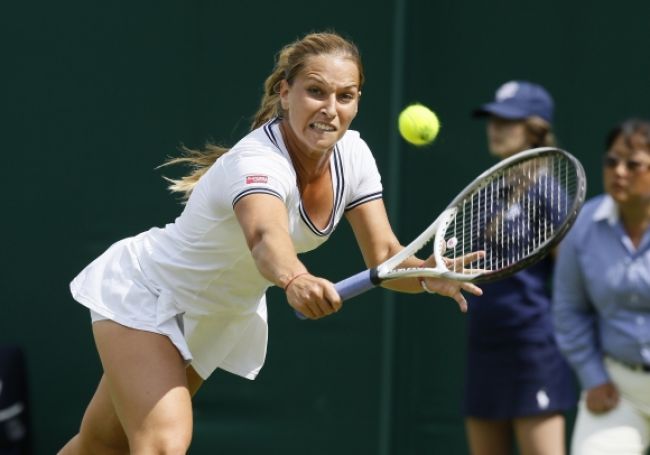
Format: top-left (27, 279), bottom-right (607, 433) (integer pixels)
top-left (251, 47), bottom-right (291, 130)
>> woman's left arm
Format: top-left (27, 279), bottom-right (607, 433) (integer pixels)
top-left (345, 199), bottom-right (481, 311)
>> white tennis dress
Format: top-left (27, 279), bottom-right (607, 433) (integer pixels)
top-left (70, 119), bottom-right (383, 380)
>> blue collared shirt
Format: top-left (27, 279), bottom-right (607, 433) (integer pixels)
top-left (552, 194), bottom-right (650, 390)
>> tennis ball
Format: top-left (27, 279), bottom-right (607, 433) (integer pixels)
top-left (398, 103), bottom-right (440, 146)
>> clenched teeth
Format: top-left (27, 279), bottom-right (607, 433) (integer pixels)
top-left (311, 122), bottom-right (335, 131)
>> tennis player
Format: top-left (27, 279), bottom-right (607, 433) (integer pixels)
top-left (58, 32), bottom-right (482, 454)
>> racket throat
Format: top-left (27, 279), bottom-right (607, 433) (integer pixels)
top-left (433, 208), bottom-right (457, 265)
top-left (369, 268), bottom-right (382, 285)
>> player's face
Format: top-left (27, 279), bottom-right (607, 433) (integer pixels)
top-left (280, 54), bottom-right (360, 158)
top-left (603, 133), bottom-right (650, 205)
top-left (486, 117), bottom-right (530, 159)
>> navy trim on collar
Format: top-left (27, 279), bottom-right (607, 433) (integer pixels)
top-left (298, 146), bottom-right (343, 237)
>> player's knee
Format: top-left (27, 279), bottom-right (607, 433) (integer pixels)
top-left (156, 435), bottom-right (192, 455)
top-left (131, 427), bottom-right (193, 455)
top-left (62, 432), bottom-right (129, 455)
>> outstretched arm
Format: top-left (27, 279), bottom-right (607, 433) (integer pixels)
top-left (234, 193), bottom-right (341, 319)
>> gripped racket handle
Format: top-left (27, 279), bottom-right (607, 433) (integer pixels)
top-left (294, 269), bottom-right (379, 319)
top-left (333, 269), bottom-right (378, 300)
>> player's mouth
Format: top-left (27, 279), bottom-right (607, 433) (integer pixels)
top-left (310, 122), bottom-right (336, 132)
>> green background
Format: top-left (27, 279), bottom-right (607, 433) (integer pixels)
top-left (4, 0), bottom-right (650, 453)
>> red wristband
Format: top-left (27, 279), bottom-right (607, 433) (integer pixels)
top-left (283, 272), bottom-right (309, 291)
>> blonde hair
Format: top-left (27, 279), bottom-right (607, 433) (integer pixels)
top-left (162, 31), bottom-right (364, 200)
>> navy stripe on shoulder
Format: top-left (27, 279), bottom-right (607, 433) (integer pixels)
top-left (232, 187), bottom-right (283, 207)
top-left (263, 118), bottom-right (282, 151)
top-left (345, 191), bottom-right (383, 211)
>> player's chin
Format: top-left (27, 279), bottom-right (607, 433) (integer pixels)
top-left (307, 139), bottom-right (339, 155)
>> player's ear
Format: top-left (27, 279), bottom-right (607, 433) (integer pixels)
top-left (279, 80), bottom-right (290, 111)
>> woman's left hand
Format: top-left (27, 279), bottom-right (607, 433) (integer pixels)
top-left (419, 276), bottom-right (482, 313)
top-left (420, 253), bottom-right (483, 312)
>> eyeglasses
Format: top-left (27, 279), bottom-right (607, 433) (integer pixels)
top-left (603, 155), bottom-right (650, 173)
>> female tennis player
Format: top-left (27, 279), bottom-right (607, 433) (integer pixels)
top-left (58, 32), bottom-right (482, 454)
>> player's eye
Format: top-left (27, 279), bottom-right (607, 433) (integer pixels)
top-left (338, 92), bottom-right (356, 103)
top-left (307, 86), bottom-right (324, 97)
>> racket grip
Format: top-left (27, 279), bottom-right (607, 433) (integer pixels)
top-left (294, 269), bottom-right (378, 319)
top-left (334, 269), bottom-right (377, 301)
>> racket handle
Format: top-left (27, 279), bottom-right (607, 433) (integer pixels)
top-left (294, 269), bottom-right (378, 319)
top-left (334, 269), bottom-right (377, 301)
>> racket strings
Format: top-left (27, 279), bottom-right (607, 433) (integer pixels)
top-left (443, 153), bottom-right (580, 275)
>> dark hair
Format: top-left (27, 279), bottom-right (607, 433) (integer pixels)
top-left (605, 118), bottom-right (650, 150)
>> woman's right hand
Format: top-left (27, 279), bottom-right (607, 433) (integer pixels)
top-left (585, 382), bottom-right (619, 414)
top-left (284, 273), bottom-right (342, 319)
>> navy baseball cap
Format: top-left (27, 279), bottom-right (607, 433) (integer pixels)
top-left (473, 81), bottom-right (554, 123)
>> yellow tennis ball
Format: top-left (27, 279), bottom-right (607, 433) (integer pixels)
top-left (398, 104), bottom-right (440, 146)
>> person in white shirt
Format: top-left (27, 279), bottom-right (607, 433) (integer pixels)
top-left (58, 32), bottom-right (482, 454)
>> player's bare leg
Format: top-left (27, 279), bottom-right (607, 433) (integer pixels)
top-left (60, 321), bottom-right (195, 454)
top-left (94, 320), bottom-right (194, 453)
top-left (466, 417), bottom-right (514, 455)
top-left (514, 413), bottom-right (565, 455)
top-left (58, 375), bottom-right (129, 455)
top-left (58, 364), bottom-right (204, 454)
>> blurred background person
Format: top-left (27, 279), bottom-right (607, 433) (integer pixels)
top-left (463, 81), bottom-right (577, 455)
top-left (553, 118), bottom-right (650, 455)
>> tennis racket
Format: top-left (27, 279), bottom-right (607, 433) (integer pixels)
top-left (303, 147), bottom-right (586, 313)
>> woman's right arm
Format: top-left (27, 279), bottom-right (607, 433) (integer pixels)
top-left (552, 227), bottom-right (610, 391)
top-left (234, 193), bottom-right (341, 319)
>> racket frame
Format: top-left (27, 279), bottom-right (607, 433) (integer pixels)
top-left (309, 147), bottom-right (586, 307)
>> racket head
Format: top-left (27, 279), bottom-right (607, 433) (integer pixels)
top-left (436, 147), bottom-right (586, 283)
